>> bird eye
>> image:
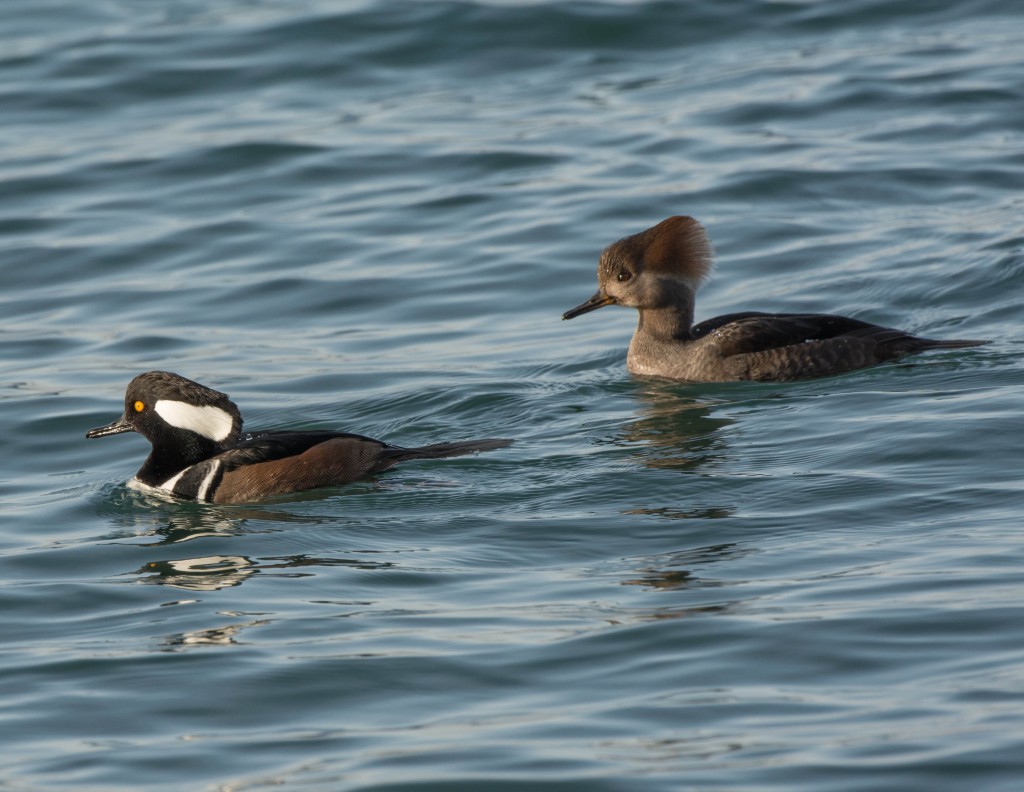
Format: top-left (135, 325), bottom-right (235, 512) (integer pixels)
top-left (617, 270), bottom-right (632, 282)
top-left (134, 401), bottom-right (145, 412)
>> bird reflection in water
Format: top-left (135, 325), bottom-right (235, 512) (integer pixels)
top-left (163, 618), bottom-right (273, 649)
top-left (618, 383), bottom-right (737, 473)
top-left (141, 553), bottom-right (395, 591)
top-left (613, 543), bottom-right (754, 621)
top-left (141, 555), bottom-right (256, 591)
top-left (107, 481), bottom-right (382, 545)
top-left (620, 543), bottom-right (751, 591)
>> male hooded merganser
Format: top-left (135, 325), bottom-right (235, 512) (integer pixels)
top-left (86, 371), bottom-right (511, 504)
top-left (562, 216), bottom-right (987, 382)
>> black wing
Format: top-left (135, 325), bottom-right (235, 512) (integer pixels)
top-left (224, 430), bottom-right (391, 467)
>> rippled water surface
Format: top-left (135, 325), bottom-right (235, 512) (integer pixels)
top-left (2, 1), bottom-right (1023, 789)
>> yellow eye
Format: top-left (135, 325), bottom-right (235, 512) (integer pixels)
top-left (134, 401), bottom-right (145, 412)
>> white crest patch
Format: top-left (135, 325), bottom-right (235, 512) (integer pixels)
top-left (154, 399), bottom-right (234, 442)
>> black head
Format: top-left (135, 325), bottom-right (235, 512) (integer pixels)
top-left (86, 372), bottom-right (243, 479)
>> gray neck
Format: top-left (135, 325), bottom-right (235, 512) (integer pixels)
top-left (636, 301), bottom-right (695, 343)
top-left (634, 276), bottom-right (697, 342)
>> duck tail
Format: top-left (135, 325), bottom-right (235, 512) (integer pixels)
top-left (921, 338), bottom-right (990, 350)
top-left (386, 438), bottom-right (512, 462)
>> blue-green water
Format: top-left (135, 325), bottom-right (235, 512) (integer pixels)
top-left (2, 1), bottom-right (1023, 789)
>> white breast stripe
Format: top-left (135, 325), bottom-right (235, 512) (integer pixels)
top-left (196, 461), bottom-right (221, 502)
top-left (155, 400), bottom-right (234, 442)
top-left (127, 477), bottom-right (180, 502)
top-left (159, 469), bottom-right (186, 493)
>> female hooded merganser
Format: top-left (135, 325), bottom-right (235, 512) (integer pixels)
top-left (86, 371), bottom-right (511, 504)
top-left (562, 216), bottom-right (987, 382)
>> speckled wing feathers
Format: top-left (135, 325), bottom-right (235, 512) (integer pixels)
top-left (694, 312), bottom-right (979, 382)
top-left (692, 313), bottom-right (888, 353)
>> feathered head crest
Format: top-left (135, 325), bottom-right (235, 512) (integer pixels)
top-left (600, 215), bottom-right (713, 285)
